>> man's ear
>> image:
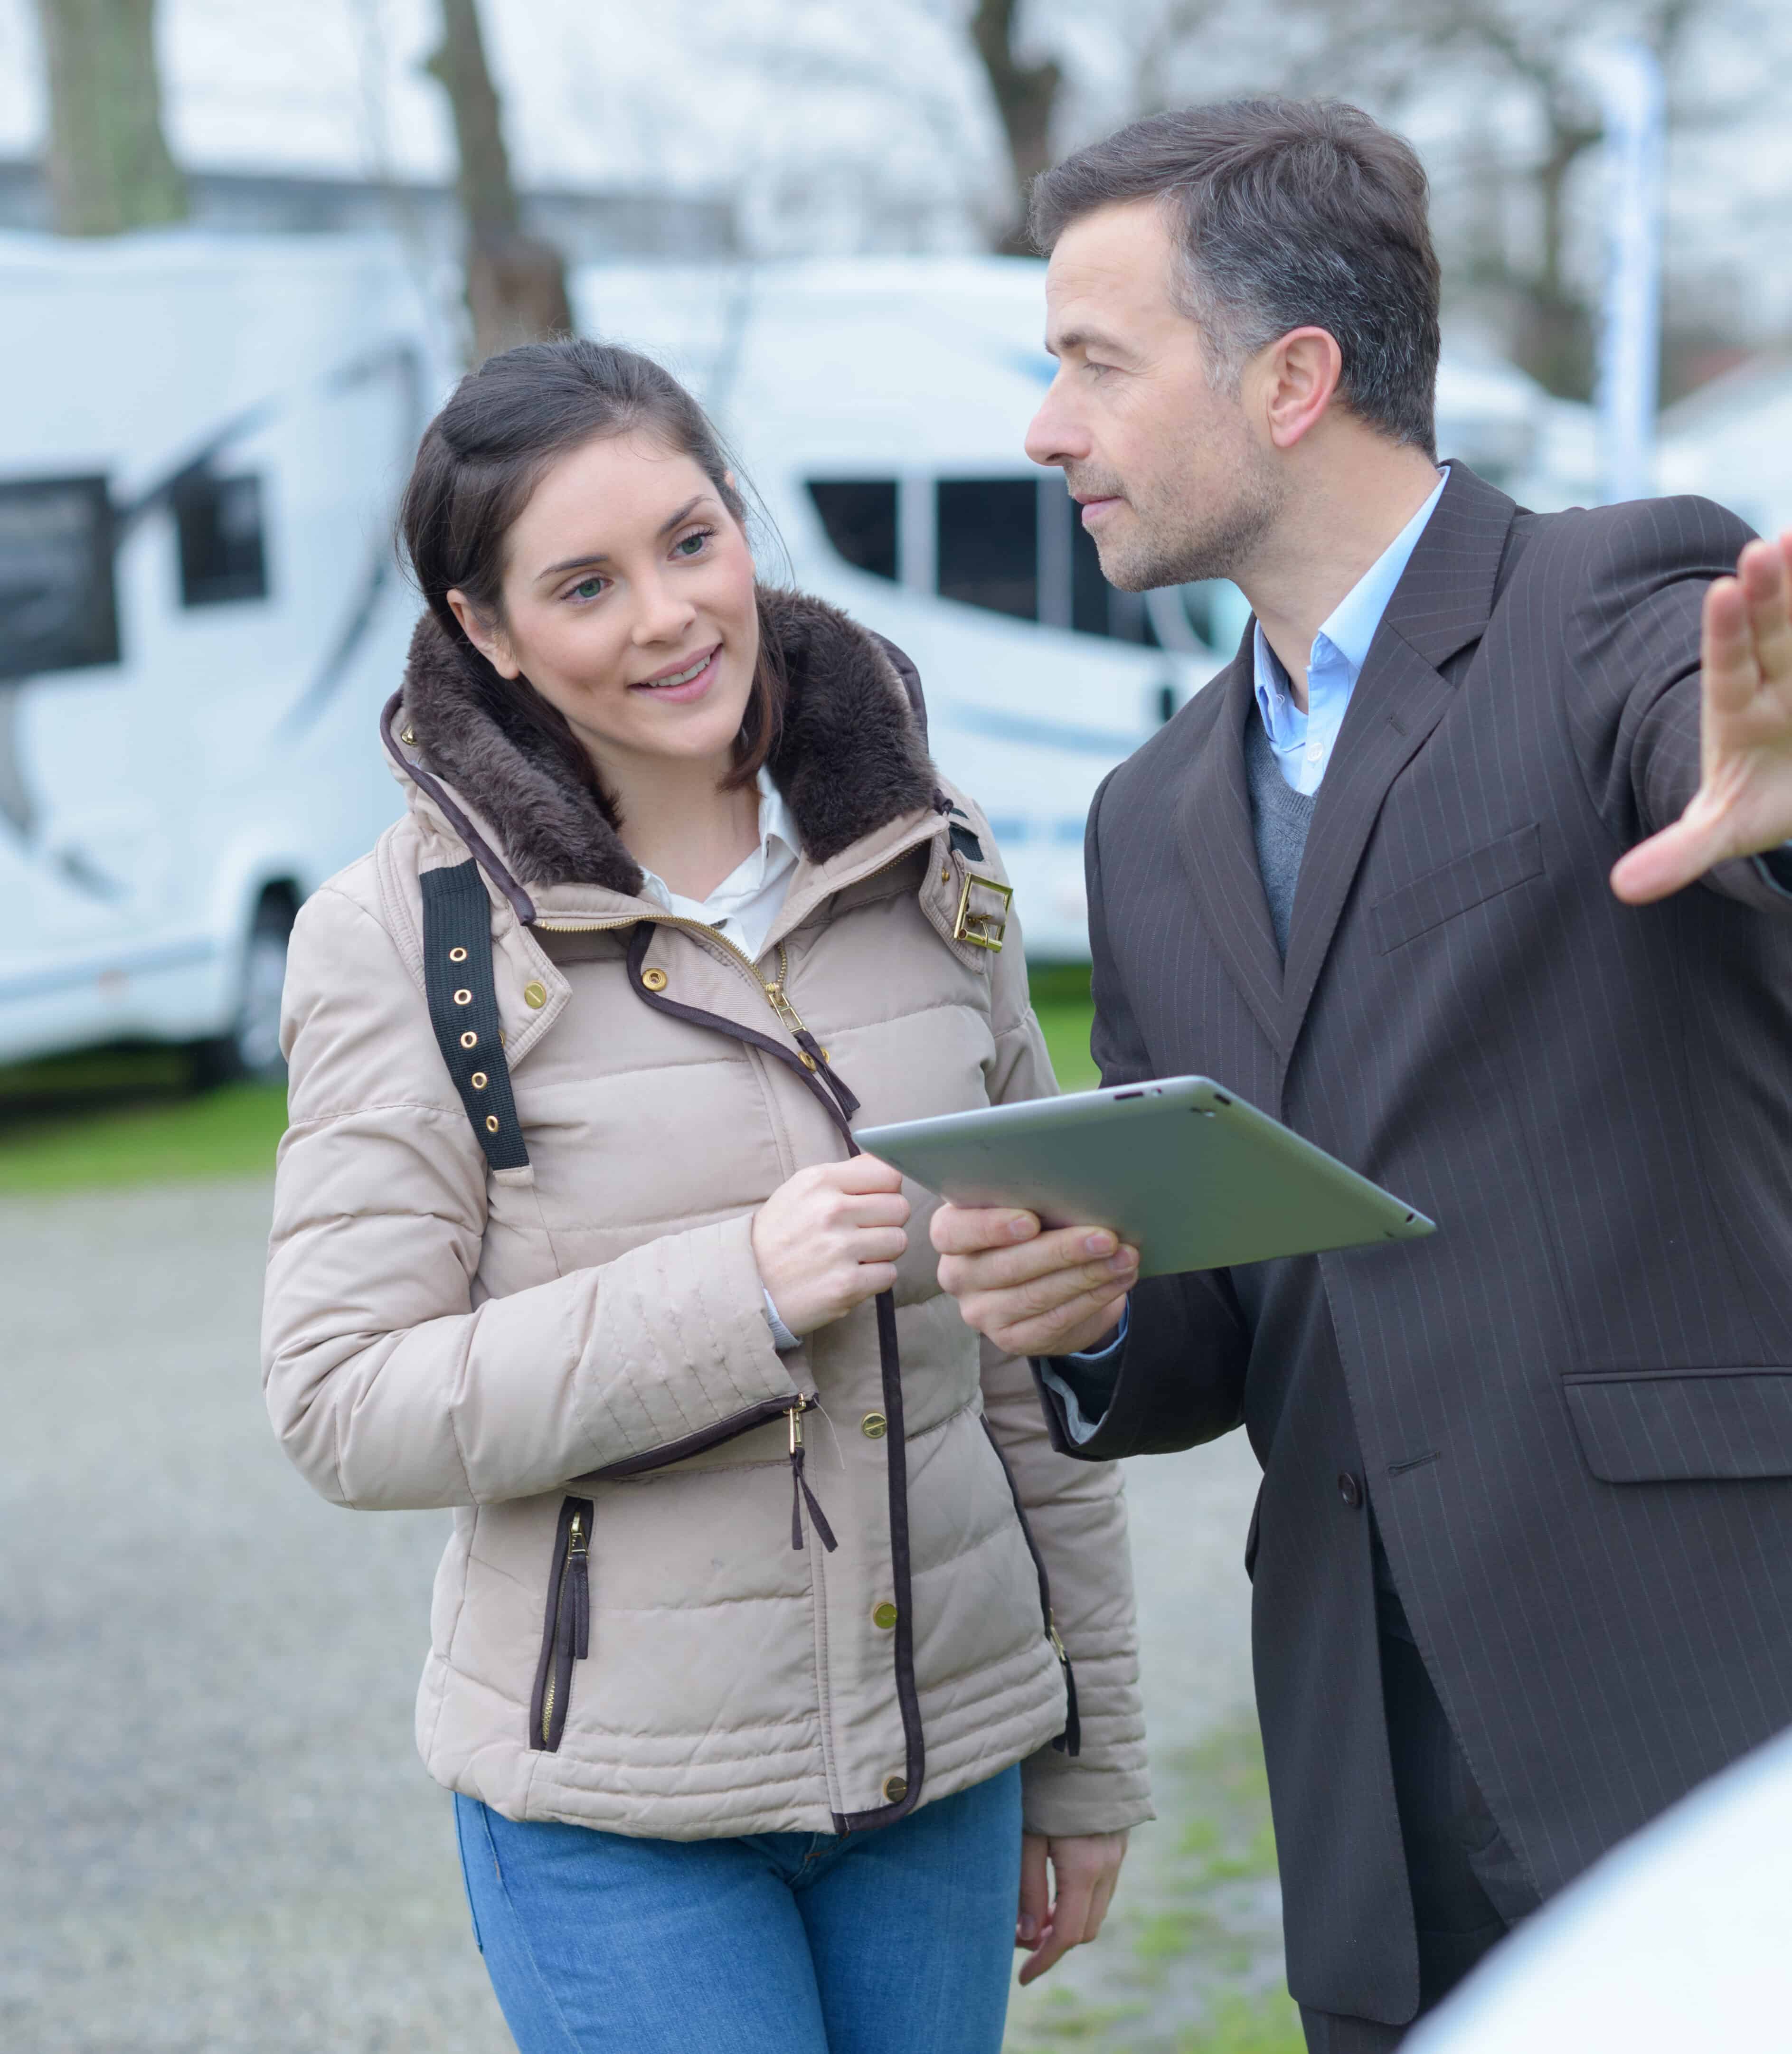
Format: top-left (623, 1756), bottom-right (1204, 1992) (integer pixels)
top-left (445, 588), bottom-right (521, 679)
top-left (1254, 327), bottom-right (1345, 452)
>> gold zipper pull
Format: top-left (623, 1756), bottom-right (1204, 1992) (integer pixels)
top-left (788, 1402), bottom-right (804, 1453)
top-left (568, 1513), bottom-right (586, 1555)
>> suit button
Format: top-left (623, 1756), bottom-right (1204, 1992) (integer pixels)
top-left (882, 1774), bottom-right (908, 1804)
top-left (860, 1412), bottom-right (887, 1439)
top-left (1338, 1471), bottom-right (1363, 1509)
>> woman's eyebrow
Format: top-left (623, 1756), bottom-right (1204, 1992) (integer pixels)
top-left (534, 496), bottom-right (710, 583)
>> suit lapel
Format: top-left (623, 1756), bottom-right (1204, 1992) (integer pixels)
top-left (1277, 465), bottom-right (1519, 1056)
top-left (1176, 642), bottom-right (1286, 1049)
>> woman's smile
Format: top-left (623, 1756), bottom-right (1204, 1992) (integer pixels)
top-left (630, 643), bottom-right (722, 701)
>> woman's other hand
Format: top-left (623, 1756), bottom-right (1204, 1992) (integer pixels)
top-left (751, 1158), bottom-right (910, 1337)
top-left (1015, 1829), bottom-right (1130, 1986)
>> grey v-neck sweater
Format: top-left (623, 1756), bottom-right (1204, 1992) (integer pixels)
top-left (1244, 709), bottom-right (1318, 959)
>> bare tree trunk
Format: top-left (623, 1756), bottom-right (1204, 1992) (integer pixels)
top-left (33, 0), bottom-right (186, 235)
top-left (970, 0), bottom-right (1062, 254)
top-left (426, 0), bottom-right (572, 363)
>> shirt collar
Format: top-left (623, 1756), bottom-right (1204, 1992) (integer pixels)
top-left (637, 765), bottom-right (799, 914)
top-left (1254, 466), bottom-right (1449, 713)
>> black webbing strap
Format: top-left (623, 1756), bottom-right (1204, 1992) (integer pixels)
top-left (421, 860), bottom-right (529, 1172)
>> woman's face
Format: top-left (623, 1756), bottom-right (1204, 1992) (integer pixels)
top-left (449, 431), bottom-right (760, 780)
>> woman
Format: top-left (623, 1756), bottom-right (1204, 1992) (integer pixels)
top-left (261, 338), bottom-right (1148, 2054)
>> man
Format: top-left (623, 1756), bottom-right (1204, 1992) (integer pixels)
top-left (932, 99), bottom-right (1792, 2051)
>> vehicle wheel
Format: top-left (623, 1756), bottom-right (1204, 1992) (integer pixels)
top-left (192, 894), bottom-right (295, 1088)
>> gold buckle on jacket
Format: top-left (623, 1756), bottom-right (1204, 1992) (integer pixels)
top-left (953, 873), bottom-right (1012, 952)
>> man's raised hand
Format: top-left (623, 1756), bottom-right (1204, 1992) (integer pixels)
top-left (930, 1202), bottom-right (1137, 1358)
top-left (1611, 530), bottom-right (1792, 904)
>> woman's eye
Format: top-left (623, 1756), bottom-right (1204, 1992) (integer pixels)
top-left (673, 528), bottom-right (714, 558)
top-left (570, 576), bottom-right (605, 600)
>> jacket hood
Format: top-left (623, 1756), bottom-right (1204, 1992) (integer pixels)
top-left (398, 588), bottom-right (940, 897)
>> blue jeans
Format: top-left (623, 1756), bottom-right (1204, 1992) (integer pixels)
top-left (453, 1766), bottom-right (1023, 2054)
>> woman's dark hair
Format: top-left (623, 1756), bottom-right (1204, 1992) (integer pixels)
top-left (1030, 99), bottom-right (1440, 456)
top-left (399, 338), bottom-right (785, 807)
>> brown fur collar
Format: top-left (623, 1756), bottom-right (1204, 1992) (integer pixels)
top-left (401, 588), bottom-right (938, 894)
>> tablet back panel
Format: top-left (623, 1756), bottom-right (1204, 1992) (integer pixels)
top-left (859, 1077), bottom-right (1434, 1276)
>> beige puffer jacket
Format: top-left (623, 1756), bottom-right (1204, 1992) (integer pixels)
top-left (263, 591), bottom-right (1149, 1842)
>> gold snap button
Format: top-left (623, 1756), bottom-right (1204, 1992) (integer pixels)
top-left (460, 1031), bottom-right (477, 1050)
top-left (523, 981), bottom-right (547, 1009)
top-left (448, 946), bottom-right (468, 963)
top-left (484, 1115), bottom-right (500, 1134)
top-left (799, 1052), bottom-right (817, 1071)
top-left (882, 1775), bottom-right (908, 1804)
top-left (872, 1602), bottom-right (898, 1630)
top-left (453, 988), bottom-right (472, 1006)
top-left (641, 968), bottom-right (668, 993)
top-left (860, 1412), bottom-right (887, 1440)
top-left (940, 866), bottom-right (950, 884)
top-left (471, 1071), bottom-right (488, 1090)
top-left (401, 726), bottom-right (415, 745)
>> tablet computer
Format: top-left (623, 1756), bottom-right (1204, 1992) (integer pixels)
top-left (858, 1076), bottom-right (1435, 1277)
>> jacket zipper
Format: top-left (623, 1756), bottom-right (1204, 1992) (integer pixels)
top-left (575, 1392), bottom-right (820, 1482)
top-left (529, 1495), bottom-right (594, 1752)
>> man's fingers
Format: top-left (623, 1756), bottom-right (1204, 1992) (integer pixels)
top-left (1700, 575), bottom-right (1755, 717)
top-left (833, 1154), bottom-right (908, 1194)
top-left (1738, 539), bottom-right (1792, 696)
top-left (941, 1224), bottom-right (1128, 1292)
top-left (992, 1287), bottom-right (1131, 1360)
top-left (1610, 806), bottom-right (1730, 905)
top-left (930, 1202), bottom-right (1040, 1256)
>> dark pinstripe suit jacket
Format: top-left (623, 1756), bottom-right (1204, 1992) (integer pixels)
top-left (1038, 463), bottom-right (1792, 2024)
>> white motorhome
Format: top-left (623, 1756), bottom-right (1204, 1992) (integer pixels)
top-left (0, 233), bottom-right (442, 1074)
top-left (576, 257), bottom-right (1596, 958)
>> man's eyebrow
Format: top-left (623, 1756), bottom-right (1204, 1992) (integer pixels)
top-left (1049, 325), bottom-right (1132, 359)
top-left (534, 495), bottom-right (711, 582)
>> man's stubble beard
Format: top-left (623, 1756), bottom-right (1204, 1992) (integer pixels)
top-left (1087, 435), bottom-right (1284, 594)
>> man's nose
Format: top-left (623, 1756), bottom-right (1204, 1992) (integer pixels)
top-left (1025, 375), bottom-right (1086, 471)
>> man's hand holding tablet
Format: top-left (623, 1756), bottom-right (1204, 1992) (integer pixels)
top-left (931, 1206), bottom-right (1138, 1358)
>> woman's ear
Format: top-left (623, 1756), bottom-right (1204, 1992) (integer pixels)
top-left (446, 588), bottom-right (521, 679)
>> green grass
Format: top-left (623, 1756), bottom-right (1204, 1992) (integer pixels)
top-left (1029, 961), bottom-right (1099, 1092)
top-left (0, 1045), bottom-right (287, 1196)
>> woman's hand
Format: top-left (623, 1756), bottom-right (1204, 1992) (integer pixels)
top-left (751, 1158), bottom-right (910, 1337)
top-left (1015, 1829), bottom-right (1130, 1986)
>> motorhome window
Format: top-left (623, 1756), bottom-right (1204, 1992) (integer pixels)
top-left (0, 474), bottom-right (121, 680)
top-left (807, 481), bottom-right (898, 581)
top-left (937, 479), bottom-right (1037, 620)
top-left (173, 470), bottom-right (269, 607)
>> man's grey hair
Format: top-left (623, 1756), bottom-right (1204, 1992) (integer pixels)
top-left (1030, 99), bottom-right (1441, 457)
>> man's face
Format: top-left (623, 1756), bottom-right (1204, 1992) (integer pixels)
top-left (1026, 198), bottom-right (1283, 592)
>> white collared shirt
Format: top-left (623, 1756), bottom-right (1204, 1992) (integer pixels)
top-left (1252, 469), bottom-right (1450, 794)
top-left (635, 766), bottom-right (800, 966)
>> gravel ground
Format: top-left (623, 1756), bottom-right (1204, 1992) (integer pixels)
top-left (0, 1178), bottom-right (1276, 2053)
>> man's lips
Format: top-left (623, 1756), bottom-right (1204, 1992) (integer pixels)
top-left (1076, 495), bottom-right (1125, 526)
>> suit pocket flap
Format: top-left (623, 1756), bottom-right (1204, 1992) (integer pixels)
top-left (1370, 822), bottom-right (1543, 954)
top-left (1565, 1370), bottom-right (1792, 1482)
